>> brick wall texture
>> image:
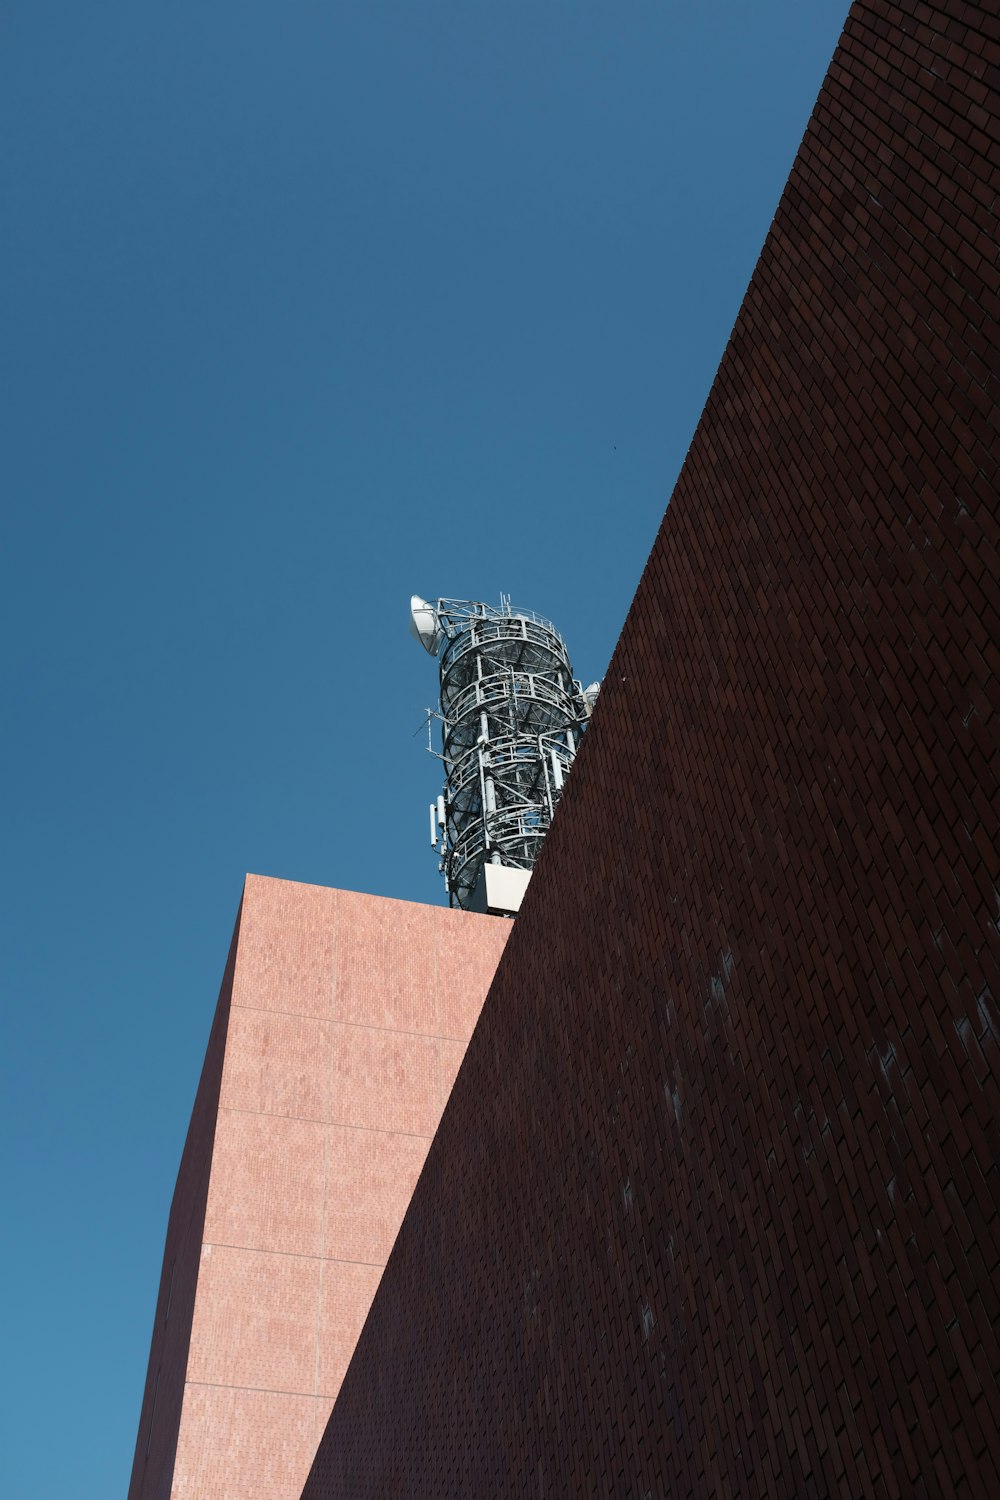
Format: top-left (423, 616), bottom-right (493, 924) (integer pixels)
top-left (127, 876), bottom-right (509, 1500)
top-left (301, 3), bottom-right (1000, 1495)
top-left (127, 904), bottom-right (242, 1500)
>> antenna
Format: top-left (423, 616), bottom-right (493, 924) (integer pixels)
top-left (409, 596), bottom-right (443, 656)
top-left (408, 595), bottom-right (597, 913)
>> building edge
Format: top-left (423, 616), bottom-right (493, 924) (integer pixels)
top-left (126, 888), bottom-right (244, 1500)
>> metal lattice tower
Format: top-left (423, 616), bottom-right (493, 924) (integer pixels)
top-left (410, 595), bottom-right (599, 911)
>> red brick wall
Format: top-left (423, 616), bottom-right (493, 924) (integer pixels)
top-left (302, 2), bottom-right (1000, 1494)
top-left (128, 878), bottom-right (509, 1500)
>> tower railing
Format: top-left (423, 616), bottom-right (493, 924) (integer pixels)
top-left (411, 595), bottom-right (594, 910)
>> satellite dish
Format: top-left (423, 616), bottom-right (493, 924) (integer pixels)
top-left (409, 595), bottom-right (443, 656)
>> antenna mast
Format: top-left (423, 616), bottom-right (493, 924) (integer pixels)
top-left (409, 595), bottom-right (599, 914)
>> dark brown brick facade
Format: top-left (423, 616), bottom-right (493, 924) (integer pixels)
top-left (302, 1), bottom-right (1000, 1493)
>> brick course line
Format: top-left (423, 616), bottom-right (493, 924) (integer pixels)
top-left (230, 999), bottom-right (487, 1044)
top-left (217, 1104), bottom-right (435, 1140)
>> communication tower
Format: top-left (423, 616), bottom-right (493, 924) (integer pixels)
top-left (410, 595), bottom-right (599, 914)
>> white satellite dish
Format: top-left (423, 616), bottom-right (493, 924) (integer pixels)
top-left (582, 681), bottom-right (601, 716)
top-left (409, 595), bottom-right (443, 656)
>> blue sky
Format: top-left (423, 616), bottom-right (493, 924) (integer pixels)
top-left (2, 3), bottom-right (848, 1493)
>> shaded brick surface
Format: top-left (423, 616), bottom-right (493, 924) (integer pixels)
top-left (302, 3), bottom-right (1000, 1495)
top-left (127, 901), bottom-right (242, 1500)
top-left (127, 878), bottom-right (509, 1500)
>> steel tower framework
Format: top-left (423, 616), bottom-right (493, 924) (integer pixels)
top-left (410, 595), bottom-right (596, 910)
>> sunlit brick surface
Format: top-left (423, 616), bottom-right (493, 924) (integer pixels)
top-left (127, 877), bottom-right (509, 1500)
top-left (302, 3), bottom-right (1000, 1495)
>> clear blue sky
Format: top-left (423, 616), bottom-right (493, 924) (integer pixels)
top-left (2, 3), bottom-right (848, 1494)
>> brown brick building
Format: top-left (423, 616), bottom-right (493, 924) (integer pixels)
top-left (130, 0), bottom-right (997, 1493)
top-left (299, 0), bottom-right (1000, 1494)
